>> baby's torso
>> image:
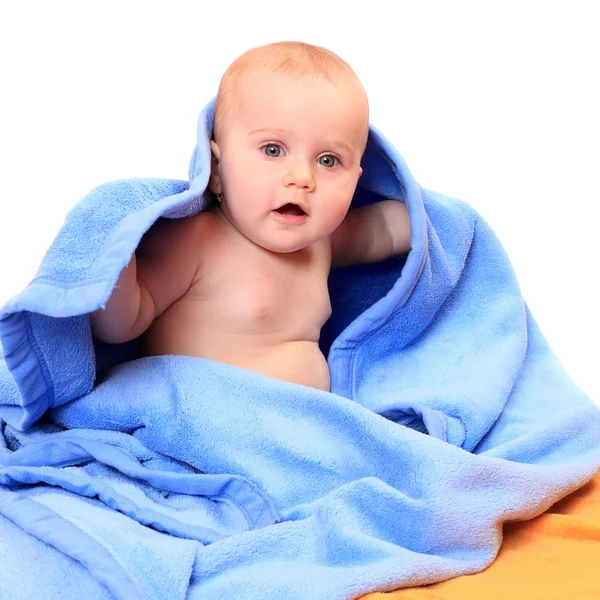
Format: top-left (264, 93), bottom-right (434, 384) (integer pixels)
top-left (143, 210), bottom-right (333, 390)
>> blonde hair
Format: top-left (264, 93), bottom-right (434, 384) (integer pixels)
top-left (213, 41), bottom-right (367, 141)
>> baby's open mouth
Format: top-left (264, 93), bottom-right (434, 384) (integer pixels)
top-left (274, 203), bottom-right (306, 216)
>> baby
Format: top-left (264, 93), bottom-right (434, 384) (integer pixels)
top-left (91, 41), bottom-right (411, 392)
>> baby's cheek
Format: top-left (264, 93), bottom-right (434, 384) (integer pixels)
top-left (238, 166), bottom-right (271, 195)
top-left (224, 170), bottom-right (256, 203)
top-left (323, 196), bottom-right (353, 233)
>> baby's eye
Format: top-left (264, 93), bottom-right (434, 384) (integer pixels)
top-left (262, 144), bottom-right (284, 157)
top-left (318, 154), bottom-right (339, 168)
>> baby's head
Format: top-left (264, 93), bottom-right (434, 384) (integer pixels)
top-left (208, 41), bottom-right (369, 253)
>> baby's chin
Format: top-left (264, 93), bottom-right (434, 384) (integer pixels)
top-left (250, 236), bottom-right (313, 254)
top-left (225, 212), bottom-right (326, 253)
top-left (241, 228), bottom-right (319, 254)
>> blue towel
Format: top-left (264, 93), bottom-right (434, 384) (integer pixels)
top-left (1, 97), bottom-right (599, 600)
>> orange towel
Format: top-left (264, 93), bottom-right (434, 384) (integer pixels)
top-left (362, 473), bottom-right (600, 600)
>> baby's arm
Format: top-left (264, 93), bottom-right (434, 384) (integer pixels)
top-left (330, 200), bottom-right (410, 268)
top-left (91, 216), bottom-right (205, 343)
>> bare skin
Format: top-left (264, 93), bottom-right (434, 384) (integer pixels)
top-left (91, 67), bottom-right (411, 391)
top-left (142, 206), bottom-right (334, 389)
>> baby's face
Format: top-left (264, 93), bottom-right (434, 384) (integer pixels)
top-left (210, 69), bottom-right (368, 253)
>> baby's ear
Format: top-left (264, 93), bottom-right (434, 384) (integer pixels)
top-left (208, 140), bottom-right (222, 194)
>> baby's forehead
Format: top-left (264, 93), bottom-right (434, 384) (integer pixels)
top-left (239, 69), bottom-right (365, 113)
top-left (238, 65), bottom-right (360, 93)
top-left (216, 66), bottom-right (369, 146)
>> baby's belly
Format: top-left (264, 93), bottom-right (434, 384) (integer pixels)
top-left (212, 339), bottom-right (331, 391)
top-left (143, 324), bottom-right (331, 392)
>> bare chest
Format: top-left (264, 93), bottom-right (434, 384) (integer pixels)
top-left (186, 238), bottom-right (332, 342)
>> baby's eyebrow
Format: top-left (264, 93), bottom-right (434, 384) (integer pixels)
top-left (249, 128), bottom-right (355, 155)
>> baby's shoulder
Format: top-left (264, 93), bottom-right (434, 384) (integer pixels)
top-left (183, 207), bottom-right (221, 235)
top-left (137, 209), bottom-right (220, 259)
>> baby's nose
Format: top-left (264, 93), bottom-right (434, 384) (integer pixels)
top-left (282, 162), bottom-right (315, 191)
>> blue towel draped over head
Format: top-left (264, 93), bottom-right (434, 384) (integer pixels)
top-left (1, 97), bottom-right (599, 600)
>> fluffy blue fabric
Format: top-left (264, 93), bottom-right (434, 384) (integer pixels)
top-left (1, 97), bottom-right (599, 600)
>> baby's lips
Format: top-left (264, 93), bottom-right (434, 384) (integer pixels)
top-left (274, 203), bottom-right (307, 216)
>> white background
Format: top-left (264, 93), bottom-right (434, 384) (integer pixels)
top-left (0, 1), bottom-right (598, 403)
